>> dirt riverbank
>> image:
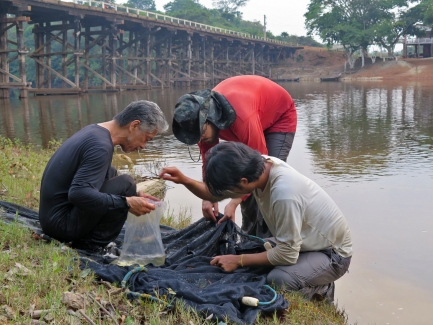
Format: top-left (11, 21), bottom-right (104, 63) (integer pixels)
top-left (273, 46), bottom-right (433, 81)
top-left (341, 57), bottom-right (433, 81)
top-left (272, 46), bottom-right (346, 81)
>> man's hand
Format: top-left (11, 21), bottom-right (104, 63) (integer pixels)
top-left (137, 191), bottom-right (160, 202)
top-left (218, 198), bottom-right (242, 225)
top-left (159, 167), bottom-right (187, 184)
top-left (202, 200), bottom-right (219, 222)
top-left (159, 166), bottom-right (216, 202)
top-left (210, 255), bottom-right (242, 272)
top-left (126, 196), bottom-right (156, 216)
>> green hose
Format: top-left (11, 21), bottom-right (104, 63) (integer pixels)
top-left (121, 266), bottom-right (173, 308)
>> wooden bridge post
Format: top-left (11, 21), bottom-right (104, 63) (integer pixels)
top-left (155, 38), bottom-right (162, 87)
top-left (145, 28), bottom-right (151, 86)
top-left (251, 45), bottom-right (255, 75)
top-left (73, 18), bottom-right (81, 90)
top-left (208, 38), bottom-right (215, 87)
top-left (34, 24), bottom-right (45, 89)
top-left (109, 25), bottom-right (117, 89)
top-left (16, 15), bottom-right (28, 98)
top-left (237, 44), bottom-right (243, 75)
top-left (225, 41), bottom-right (230, 77)
top-left (127, 30), bottom-right (134, 86)
top-left (267, 47), bottom-right (272, 78)
top-left (118, 30), bottom-right (124, 86)
top-left (191, 35), bottom-right (199, 87)
top-left (46, 22), bottom-right (51, 89)
top-left (166, 31), bottom-right (172, 87)
top-left (101, 27), bottom-right (107, 90)
top-left (187, 34), bottom-right (192, 88)
top-left (201, 36), bottom-right (206, 87)
top-left (62, 20), bottom-right (68, 89)
top-left (0, 13), bottom-right (7, 98)
top-left (83, 26), bottom-right (89, 90)
top-left (260, 45), bottom-right (265, 75)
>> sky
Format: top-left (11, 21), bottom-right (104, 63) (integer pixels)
top-left (152, 0), bottom-right (311, 37)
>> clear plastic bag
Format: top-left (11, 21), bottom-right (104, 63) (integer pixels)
top-left (116, 199), bottom-right (167, 267)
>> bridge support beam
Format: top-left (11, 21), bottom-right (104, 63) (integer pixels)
top-left (0, 14), bottom-right (31, 98)
top-left (0, 0), bottom-right (301, 96)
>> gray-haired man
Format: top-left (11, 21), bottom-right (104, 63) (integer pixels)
top-left (39, 100), bottom-right (168, 250)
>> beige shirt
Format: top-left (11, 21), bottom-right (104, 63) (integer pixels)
top-left (254, 156), bottom-right (353, 266)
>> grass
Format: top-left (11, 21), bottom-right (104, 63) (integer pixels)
top-left (0, 137), bottom-right (60, 210)
top-left (161, 205), bottom-right (193, 229)
top-left (0, 136), bottom-right (349, 324)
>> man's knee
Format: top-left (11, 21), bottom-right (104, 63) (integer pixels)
top-left (267, 267), bottom-right (303, 291)
top-left (100, 174), bottom-right (136, 196)
top-left (118, 174), bottom-right (136, 197)
top-left (117, 174), bottom-right (135, 187)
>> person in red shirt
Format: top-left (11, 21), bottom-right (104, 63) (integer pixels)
top-left (172, 75), bottom-right (297, 237)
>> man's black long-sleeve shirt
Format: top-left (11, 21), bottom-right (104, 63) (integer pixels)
top-left (39, 124), bottom-right (128, 230)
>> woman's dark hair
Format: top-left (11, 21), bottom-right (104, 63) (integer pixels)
top-left (204, 142), bottom-right (266, 197)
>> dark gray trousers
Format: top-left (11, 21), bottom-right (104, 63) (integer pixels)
top-left (240, 132), bottom-right (295, 238)
top-left (70, 167), bottom-right (136, 248)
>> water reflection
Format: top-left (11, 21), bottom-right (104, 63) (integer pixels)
top-left (0, 88), bottom-right (187, 147)
top-left (1, 82), bottom-right (432, 183)
top-left (1, 98), bottom-right (15, 140)
top-left (288, 82), bottom-right (433, 181)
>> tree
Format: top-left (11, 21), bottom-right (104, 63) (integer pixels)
top-left (164, 0), bottom-right (201, 13)
top-left (212, 0), bottom-right (249, 14)
top-left (125, 0), bottom-right (156, 11)
top-left (415, 0), bottom-right (433, 25)
top-left (374, 5), bottom-right (423, 57)
top-left (277, 31), bottom-right (324, 47)
top-left (164, 0), bottom-right (213, 23)
top-left (305, 0), bottom-right (406, 67)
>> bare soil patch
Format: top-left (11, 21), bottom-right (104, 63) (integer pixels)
top-left (344, 57), bottom-right (433, 81)
top-left (273, 46), bottom-right (346, 80)
top-left (273, 47), bottom-right (433, 81)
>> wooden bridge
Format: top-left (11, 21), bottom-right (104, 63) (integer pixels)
top-left (0, 0), bottom-right (302, 98)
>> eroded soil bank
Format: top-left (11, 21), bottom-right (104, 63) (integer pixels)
top-left (273, 46), bottom-right (433, 81)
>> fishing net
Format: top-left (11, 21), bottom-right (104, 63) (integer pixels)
top-left (0, 200), bottom-right (289, 325)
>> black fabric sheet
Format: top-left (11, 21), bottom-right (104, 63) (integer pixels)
top-left (0, 201), bottom-right (288, 325)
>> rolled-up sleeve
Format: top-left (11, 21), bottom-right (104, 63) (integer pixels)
top-left (266, 198), bottom-right (303, 265)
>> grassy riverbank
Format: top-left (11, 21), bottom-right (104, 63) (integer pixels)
top-left (0, 136), bottom-right (348, 324)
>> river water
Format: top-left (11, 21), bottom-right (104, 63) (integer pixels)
top-left (1, 81), bottom-right (432, 325)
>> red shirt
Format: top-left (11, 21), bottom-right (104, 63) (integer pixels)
top-left (199, 75), bottom-right (297, 166)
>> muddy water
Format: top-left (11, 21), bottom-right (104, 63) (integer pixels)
top-left (1, 81), bottom-right (433, 325)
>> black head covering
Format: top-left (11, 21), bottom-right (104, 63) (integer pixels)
top-left (172, 90), bottom-right (236, 145)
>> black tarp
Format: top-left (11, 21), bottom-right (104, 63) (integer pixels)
top-left (0, 201), bottom-right (288, 325)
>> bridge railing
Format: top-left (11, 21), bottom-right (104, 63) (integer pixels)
top-left (65, 0), bottom-right (293, 46)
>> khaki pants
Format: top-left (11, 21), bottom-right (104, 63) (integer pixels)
top-left (267, 248), bottom-right (351, 302)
